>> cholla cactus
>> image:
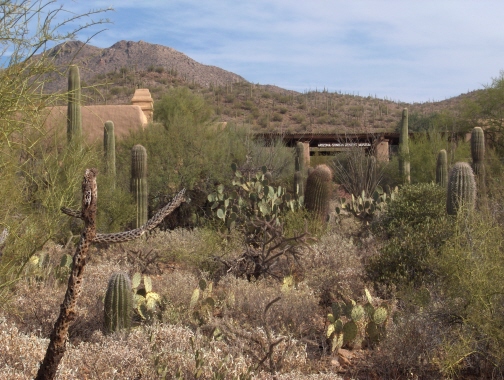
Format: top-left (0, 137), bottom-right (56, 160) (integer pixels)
top-left (446, 162), bottom-right (476, 215)
top-left (104, 272), bottom-right (133, 333)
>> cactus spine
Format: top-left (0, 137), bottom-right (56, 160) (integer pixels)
top-left (104, 121), bottom-right (116, 187)
top-left (446, 162), bottom-right (476, 215)
top-left (131, 144), bottom-right (148, 228)
top-left (436, 149), bottom-right (448, 188)
top-left (104, 272), bottom-right (133, 333)
top-left (67, 65), bottom-right (82, 145)
top-left (305, 164), bottom-right (332, 221)
top-left (399, 108), bottom-right (410, 184)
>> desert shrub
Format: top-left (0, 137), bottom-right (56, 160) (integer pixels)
top-left (367, 183), bottom-right (453, 290)
top-left (429, 212), bottom-right (504, 377)
top-left (367, 309), bottom-right (443, 379)
top-left (218, 276), bottom-right (319, 338)
top-left (116, 118), bottom-right (249, 211)
top-left (331, 142), bottom-right (385, 197)
top-left (302, 229), bottom-right (365, 305)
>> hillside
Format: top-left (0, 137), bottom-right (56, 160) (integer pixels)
top-left (44, 40), bottom-right (481, 134)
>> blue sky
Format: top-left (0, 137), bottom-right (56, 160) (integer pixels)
top-left (60, 0), bottom-right (504, 103)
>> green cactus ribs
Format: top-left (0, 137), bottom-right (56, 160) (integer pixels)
top-left (104, 120), bottom-right (116, 186)
top-left (399, 108), bottom-right (410, 184)
top-left (67, 65), bottom-right (82, 145)
top-left (436, 149), bottom-right (448, 188)
top-left (104, 272), bottom-right (133, 333)
top-left (131, 144), bottom-right (148, 229)
top-left (446, 162), bottom-right (476, 215)
top-left (304, 164), bottom-right (332, 221)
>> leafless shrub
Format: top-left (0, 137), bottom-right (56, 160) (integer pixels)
top-left (216, 217), bottom-right (312, 281)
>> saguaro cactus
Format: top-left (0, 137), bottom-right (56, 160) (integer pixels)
top-left (436, 149), bottom-right (448, 188)
top-left (305, 164), bottom-right (332, 221)
top-left (399, 108), bottom-right (410, 184)
top-left (104, 121), bottom-right (116, 182)
top-left (295, 141), bottom-right (306, 173)
top-left (294, 141), bottom-right (307, 200)
top-left (67, 65), bottom-right (82, 145)
top-left (131, 144), bottom-right (148, 228)
top-left (104, 272), bottom-right (133, 333)
top-left (294, 170), bottom-right (305, 200)
top-left (471, 127), bottom-right (487, 207)
top-left (447, 162), bottom-right (476, 215)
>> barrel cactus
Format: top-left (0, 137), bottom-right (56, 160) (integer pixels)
top-left (305, 164), bottom-right (332, 221)
top-left (399, 108), bottom-right (410, 184)
top-left (447, 162), bottom-right (476, 215)
top-left (104, 121), bottom-right (116, 178)
top-left (131, 144), bottom-right (148, 228)
top-left (104, 272), bottom-right (133, 333)
top-left (67, 64), bottom-right (82, 145)
top-left (436, 149), bottom-right (448, 188)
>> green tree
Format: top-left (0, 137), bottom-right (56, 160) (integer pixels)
top-left (0, 1), bottom-right (111, 303)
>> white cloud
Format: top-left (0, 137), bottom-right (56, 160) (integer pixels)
top-left (55, 0), bottom-right (504, 102)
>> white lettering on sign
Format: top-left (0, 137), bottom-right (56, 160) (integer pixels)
top-left (317, 143), bottom-right (371, 147)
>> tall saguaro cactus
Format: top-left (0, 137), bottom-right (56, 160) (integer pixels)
top-left (471, 127), bottom-right (486, 182)
top-left (305, 164), bottom-right (332, 221)
top-left (471, 126), bottom-right (487, 207)
top-left (446, 162), bottom-right (476, 215)
top-left (436, 149), bottom-right (448, 188)
top-left (67, 65), bottom-right (82, 145)
top-left (294, 141), bottom-right (307, 200)
top-left (131, 144), bottom-right (148, 228)
top-left (104, 120), bottom-right (116, 186)
top-left (104, 272), bottom-right (133, 333)
top-left (399, 108), bottom-right (410, 184)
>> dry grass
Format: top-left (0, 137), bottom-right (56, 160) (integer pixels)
top-left (1, 227), bottom-right (363, 379)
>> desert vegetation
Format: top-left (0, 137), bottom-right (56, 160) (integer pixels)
top-left (4, 2), bottom-right (504, 379)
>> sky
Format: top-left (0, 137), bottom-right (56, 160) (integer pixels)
top-left (53, 0), bottom-right (504, 103)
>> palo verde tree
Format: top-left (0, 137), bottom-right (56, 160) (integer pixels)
top-left (0, 1), bottom-right (111, 303)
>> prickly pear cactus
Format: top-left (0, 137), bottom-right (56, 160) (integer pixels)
top-left (336, 185), bottom-right (397, 221)
top-left (131, 144), bottom-right (148, 228)
top-left (305, 164), bottom-right (332, 221)
top-left (399, 108), bottom-right (410, 184)
top-left (104, 121), bottom-right (116, 183)
top-left (67, 65), bottom-right (82, 145)
top-left (446, 162), bottom-right (476, 215)
top-left (436, 149), bottom-right (448, 188)
top-left (104, 272), bottom-right (133, 333)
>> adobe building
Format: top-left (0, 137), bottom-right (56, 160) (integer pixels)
top-left (43, 89), bottom-right (154, 143)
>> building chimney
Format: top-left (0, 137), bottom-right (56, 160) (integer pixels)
top-left (131, 89), bottom-right (154, 122)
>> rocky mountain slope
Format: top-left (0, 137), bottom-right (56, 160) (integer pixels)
top-left (42, 40), bottom-right (480, 134)
top-left (44, 40), bottom-right (246, 93)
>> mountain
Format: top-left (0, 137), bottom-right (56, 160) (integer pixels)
top-left (43, 40), bottom-right (246, 93)
top-left (42, 40), bottom-right (479, 134)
